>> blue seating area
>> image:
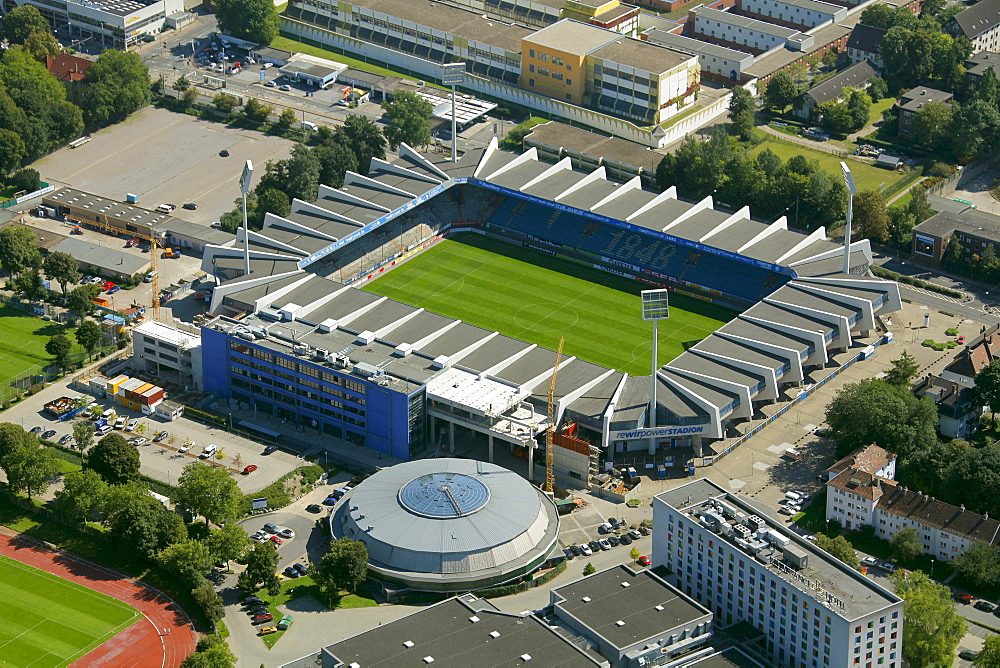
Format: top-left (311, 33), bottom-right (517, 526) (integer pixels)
top-left (483, 194), bottom-right (786, 303)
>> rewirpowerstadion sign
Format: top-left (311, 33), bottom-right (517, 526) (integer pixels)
top-left (611, 426), bottom-right (706, 441)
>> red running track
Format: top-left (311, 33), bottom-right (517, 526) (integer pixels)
top-left (0, 529), bottom-right (197, 667)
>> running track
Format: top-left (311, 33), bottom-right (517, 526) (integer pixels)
top-left (0, 529), bottom-right (197, 667)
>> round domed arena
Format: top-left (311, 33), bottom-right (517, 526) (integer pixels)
top-left (330, 458), bottom-right (560, 593)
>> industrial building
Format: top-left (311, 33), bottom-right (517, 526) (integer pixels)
top-left (654, 479), bottom-right (905, 667)
top-left (50, 237), bottom-right (150, 282)
top-left (43, 188), bottom-right (170, 240)
top-left (4, 0), bottom-right (183, 49)
top-left (195, 140), bottom-right (900, 484)
top-left (329, 458), bottom-right (559, 593)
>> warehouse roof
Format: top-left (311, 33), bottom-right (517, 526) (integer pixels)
top-left (51, 237), bottom-right (150, 276)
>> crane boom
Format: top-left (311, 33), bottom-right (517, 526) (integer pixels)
top-left (545, 336), bottom-right (564, 494)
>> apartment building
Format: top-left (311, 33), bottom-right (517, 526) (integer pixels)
top-left (940, 323), bottom-right (1000, 389)
top-left (739, 0), bottom-right (847, 30)
top-left (845, 24), bottom-right (885, 68)
top-left (897, 86), bottom-right (953, 138)
top-left (911, 206), bottom-right (999, 267)
top-left (642, 27), bottom-right (755, 82)
top-left (654, 479), bottom-right (904, 668)
top-left (913, 374), bottom-right (981, 438)
top-left (825, 445), bottom-right (1000, 561)
top-left (440, 0), bottom-right (640, 33)
top-left (946, 0), bottom-right (1000, 53)
top-left (690, 7), bottom-right (813, 55)
top-left (521, 19), bottom-right (700, 123)
top-left (132, 321), bottom-right (203, 391)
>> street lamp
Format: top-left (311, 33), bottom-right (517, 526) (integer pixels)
top-left (841, 161), bottom-right (858, 275)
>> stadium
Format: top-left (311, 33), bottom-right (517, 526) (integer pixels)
top-left (199, 139), bottom-right (901, 483)
top-left (329, 457), bottom-right (560, 593)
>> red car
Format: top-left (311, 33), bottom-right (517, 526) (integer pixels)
top-left (125, 238), bottom-right (140, 247)
top-left (637, 556), bottom-right (651, 567)
top-left (242, 464), bottom-right (258, 475)
top-left (253, 613), bottom-right (273, 624)
top-left (270, 536), bottom-right (282, 546)
top-left (957, 335), bottom-right (966, 344)
top-left (103, 281), bottom-right (115, 291)
top-left (955, 593), bottom-right (974, 604)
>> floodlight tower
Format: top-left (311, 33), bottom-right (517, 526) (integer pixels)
top-left (240, 160), bottom-right (254, 277)
top-left (641, 290), bottom-right (670, 455)
top-left (840, 161), bottom-right (857, 275)
top-left (441, 63), bottom-right (466, 163)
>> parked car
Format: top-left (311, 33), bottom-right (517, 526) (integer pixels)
top-left (629, 529), bottom-right (641, 540)
top-left (242, 596), bottom-right (262, 606)
top-left (253, 613), bottom-right (273, 625)
top-left (960, 650), bottom-right (978, 661)
top-left (107, 286), bottom-right (121, 295)
top-left (638, 525), bottom-right (651, 536)
top-left (283, 566), bottom-right (299, 578)
top-left (58, 434), bottom-right (73, 445)
top-left (278, 528), bottom-right (295, 539)
top-left (41, 429), bottom-right (56, 440)
top-left (259, 626), bottom-right (277, 635)
top-left (579, 543), bottom-right (593, 556)
top-left (598, 522), bottom-right (612, 534)
top-left (619, 533), bottom-right (633, 545)
top-left (264, 80), bottom-right (276, 87)
top-left (974, 600), bottom-right (996, 612)
top-left (608, 517), bottom-right (621, 529)
top-left (182, 202), bottom-right (198, 210)
top-left (250, 531), bottom-right (267, 542)
top-left (263, 445), bottom-right (278, 455)
top-left (114, 417), bottom-right (127, 430)
top-left (29, 426), bottom-right (42, 435)
top-left (219, 149), bottom-right (230, 157)
top-left (569, 545), bottom-right (581, 557)
top-left (306, 504), bottom-right (323, 513)
top-left (154, 431), bottom-right (168, 442)
top-left (957, 335), bottom-right (966, 344)
top-left (598, 539), bottom-right (611, 551)
top-left (269, 536), bottom-right (283, 546)
top-left (103, 281), bottom-right (115, 290)
top-left (323, 496), bottom-right (339, 505)
top-left (131, 437), bottom-right (147, 446)
top-left (242, 465), bottom-right (258, 474)
top-left (637, 555), bottom-right (651, 567)
top-left (279, 84), bottom-right (291, 91)
top-left (293, 563), bottom-right (308, 576)
top-left (956, 593), bottom-right (974, 604)
top-left (263, 522), bottom-right (279, 534)
top-left (126, 418), bottom-right (138, 431)
top-left (588, 541), bottom-right (601, 554)
top-left (179, 440), bottom-right (193, 453)
top-left (607, 535), bottom-right (620, 547)
top-left (881, 563), bottom-right (898, 573)
top-left (814, 428), bottom-right (832, 438)
top-left (861, 557), bottom-right (878, 567)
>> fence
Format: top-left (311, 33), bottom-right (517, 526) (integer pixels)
top-left (0, 183), bottom-right (54, 210)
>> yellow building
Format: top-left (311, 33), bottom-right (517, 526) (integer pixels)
top-left (520, 19), bottom-right (700, 124)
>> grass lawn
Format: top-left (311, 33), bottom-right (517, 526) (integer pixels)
top-left (0, 305), bottom-right (84, 393)
top-left (867, 97), bottom-right (895, 127)
top-left (271, 36), bottom-right (448, 90)
top-left (254, 576), bottom-right (376, 648)
top-left (751, 139), bottom-right (903, 193)
top-left (362, 234), bottom-right (735, 375)
top-left (0, 555), bottom-right (140, 667)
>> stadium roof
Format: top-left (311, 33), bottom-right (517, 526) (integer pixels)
top-left (202, 141), bottom-right (901, 442)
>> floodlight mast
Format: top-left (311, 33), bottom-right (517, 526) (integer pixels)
top-left (642, 290), bottom-right (670, 455)
top-left (840, 161), bottom-right (857, 276)
top-left (240, 160), bottom-right (254, 277)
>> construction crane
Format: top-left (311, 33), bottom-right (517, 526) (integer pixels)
top-left (544, 336), bottom-right (564, 495)
top-left (64, 215), bottom-right (162, 321)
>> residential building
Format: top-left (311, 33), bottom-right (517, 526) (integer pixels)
top-left (642, 27), bottom-right (755, 82)
top-left (912, 207), bottom-right (1000, 266)
top-left (654, 478), bottom-right (905, 667)
top-left (4, 0), bottom-right (183, 50)
top-left (965, 50), bottom-right (1000, 86)
top-left (794, 60), bottom-right (876, 119)
top-left (739, 0), bottom-right (848, 31)
top-left (520, 19), bottom-right (700, 124)
top-left (913, 374), bottom-right (981, 438)
top-left (822, 444), bottom-right (896, 483)
top-left (132, 320), bottom-right (203, 391)
top-left (845, 24), bottom-right (885, 68)
top-left (896, 86), bottom-right (953, 138)
top-left (945, 0), bottom-right (1000, 53)
top-left (824, 446), bottom-right (1000, 561)
top-left (690, 7), bottom-right (813, 56)
top-left (442, 0), bottom-right (640, 33)
top-left (45, 54), bottom-right (93, 104)
top-left (939, 323), bottom-right (1000, 388)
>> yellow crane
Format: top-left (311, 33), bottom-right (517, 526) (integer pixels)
top-left (545, 336), bottom-right (564, 495)
top-left (64, 215), bottom-right (162, 321)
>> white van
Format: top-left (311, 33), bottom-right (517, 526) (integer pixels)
top-left (144, 271), bottom-right (157, 283)
top-left (200, 443), bottom-right (218, 459)
top-left (156, 204), bottom-right (172, 214)
top-left (262, 62), bottom-right (273, 70)
top-left (301, 120), bottom-right (318, 132)
top-left (784, 491), bottom-right (803, 503)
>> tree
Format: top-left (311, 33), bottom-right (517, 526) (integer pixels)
top-left (72, 421), bottom-right (95, 454)
top-left (81, 50), bottom-right (151, 129)
top-left (15, 268), bottom-right (45, 302)
top-left (43, 251), bottom-right (81, 295)
top-left (0, 47), bottom-right (82, 158)
top-left (46, 335), bottom-right (73, 370)
top-left (814, 534), bottom-right (860, 569)
top-left (240, 541), bottom-right (280, 594)
top-left (191, 583), bottom-right (226, 629)
top-left (974, 359), bottom-right (1000, 418)
top-left (314, 143), bottom-right (358, 189)
top-left (893, 571), bottom-right (966, 667)
top-left (0, 225), bottom-right (40, 276)
top-left (950, 98), bottom-right (1000, 162)
top-left (910, 101), bottom-right (953, 150)
top-left (1, 5), bottom-right (51, 45)
top-left (0, 128), bottom-right (26, 173)
top-left (825, 379), bottom-right (938, 458)
top-left (54, 469), bottom-right (107, 522)
top-left (243, 98), bottom-right (272, 123)
top-left (212, 92), bottom-right (239, 114)
top-left (157, 539), bottom-right (212, 589)
top-left (107, 498), bottom-right (187, 561)
top-left (8, 168), bottom-right (40, 193)
top-left (764, 71), bottom-right (798, 111)
top-left (2, 441), bottom-right (61, 499)
top-left (381, 90), bottom-right (434, 150)
top-left (75, 320), bottom-right (103, 360)
top-left (890, 526), bottom-right (923, 562)
top-left (852, 190), bottom-right (890, 242)
top-left (172, 75), bottom-right (190, 92)
top-left (952, 544), bottom-right (1000, 588)
top-left (215, 0), bottom-right (279, 44)
top-left (868, 77), bottom-right (889, 101)
top-left (974, 635), bottom-right (1000, 667)
top-left (276, 108), bottom-right (296, 130)
top-left (729, 85), bottom-right (755, 120)
top-left (920, 0), bottom-right (946, 17)
top-left (66, 284), bottom-right (102, 320)
top-left (943, 236), bottom-right (965, 269)
top-left (22, 31), bottom-right (59, 62)
top-left (629, 546), bottom-right (641, 561)
top-left (846, 88), bottom-right (872, 131)
top-left (175, 462), bottom-right (243, 529)
top-left (583, 562), bottom-right (596, 575)
top-left (88, 433), bottom-right (140, 485)
top-left (861, 4), bottom-right (920, 30)
top-left (312, 538), bottom-right (368, 604)
top-left (207, 523), bottom-right (251, 568)
top-left (334, 114), bottom-right (386, 173)
top-left (885, 351), bottom-right (920, 386)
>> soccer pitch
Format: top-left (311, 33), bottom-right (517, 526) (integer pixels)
top-left (0, 305), bottom-right (82, 390)
top-left (0, 555), bottom-right (140, 667)
top-left (363, 234), bottom-right (735, 375)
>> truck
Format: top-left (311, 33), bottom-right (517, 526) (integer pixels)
top-left (163, 248), bottom-right (180, 259)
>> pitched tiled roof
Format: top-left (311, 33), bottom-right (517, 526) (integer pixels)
top-left (805, 61), bottom-right (877, 106)
top-left (877, 487), bottom-right (1000, 547)
top-left (952, 0), bottom-right (1000, 39)
top-left (45, 54), bottom-right (93, 83)
top-left (942, 330), bottom-right (1000, 380)
top-left (828, 469), bottom-right (896, 501)
top-left (846, 24), bottom-right (886, 55)
top-left (827, 444), bottom-right (897, 477)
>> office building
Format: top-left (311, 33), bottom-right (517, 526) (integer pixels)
top-left (4, 0), bottom-right (183, 49)
top-left (654, 479), bottom-right (904, 667)
top-left (642, 28), bottom-right (755, 83)
top-left (132, 320), bottom-right (203, 391)
top-left (689, 7), bottom-right (813, 55)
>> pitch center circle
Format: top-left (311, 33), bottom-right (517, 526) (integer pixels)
top-left (513, 303), bottom-right (580, 332)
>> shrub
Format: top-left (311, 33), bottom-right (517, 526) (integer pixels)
top-left (945, 328), bottom-right (959, 336)
top-left (926, 162), bottom-right (954, 178)
top-left (27, 383), bottom-right (43, 395)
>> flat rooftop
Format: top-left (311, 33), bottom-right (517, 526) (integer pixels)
top-left (692, 7), bottom-right (800, 38)
top-left (590, 37), bottom-right (694, 73)
top-left (522, 18), bottom-right (619, 54)
top-left (657, 479), bottom-right (902, 619)
top-left (643, 28), bottom-right (754, 64)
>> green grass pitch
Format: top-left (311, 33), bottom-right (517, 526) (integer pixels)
top-left (0, 555), bottom-right (140, 667)
top-left (0, 305), bottom-right (82, 389)
top-left (362, 233), bottom-right (735, 375)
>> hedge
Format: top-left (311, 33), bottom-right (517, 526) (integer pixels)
top-left (870, 266), bottom-right (963, 298)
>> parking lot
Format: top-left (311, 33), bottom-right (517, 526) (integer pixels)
top-left (32, 106), bottom-right (294, 225)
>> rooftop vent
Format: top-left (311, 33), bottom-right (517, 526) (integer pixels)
top-left (489, 631), bottom-right (500, 638)
top-left (356, 330), bottom-right (376, 345)
top-left (318, 318), bottom-right (338, 333)
top-left (520, 655), bottom-right (532, 661)
top-left (582, 596), bottom-right (591, 602)
top-left (469, 616), bottom-right (480, 623)
top-left (395, 342), bottom-right (413, 357)
top-left (621, 582), bottom-right (631, 588)
top-left (431, 355), bottom-right (451, 369)
top-left (403, 641), bottom-right (414, 648)
top-left (616, 620), bottom-right (625, 627)
top-left (655, 605), bottom-right (664, 611)
top-left (423, 657), bottom-right (434, 664)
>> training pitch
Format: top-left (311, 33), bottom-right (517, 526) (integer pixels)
top-left (363, 234), bottom-right (735, 375)
top-left (0, 306), bottom-right (82, 392)
top-left (0, 555), bottom-right (140, 667)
